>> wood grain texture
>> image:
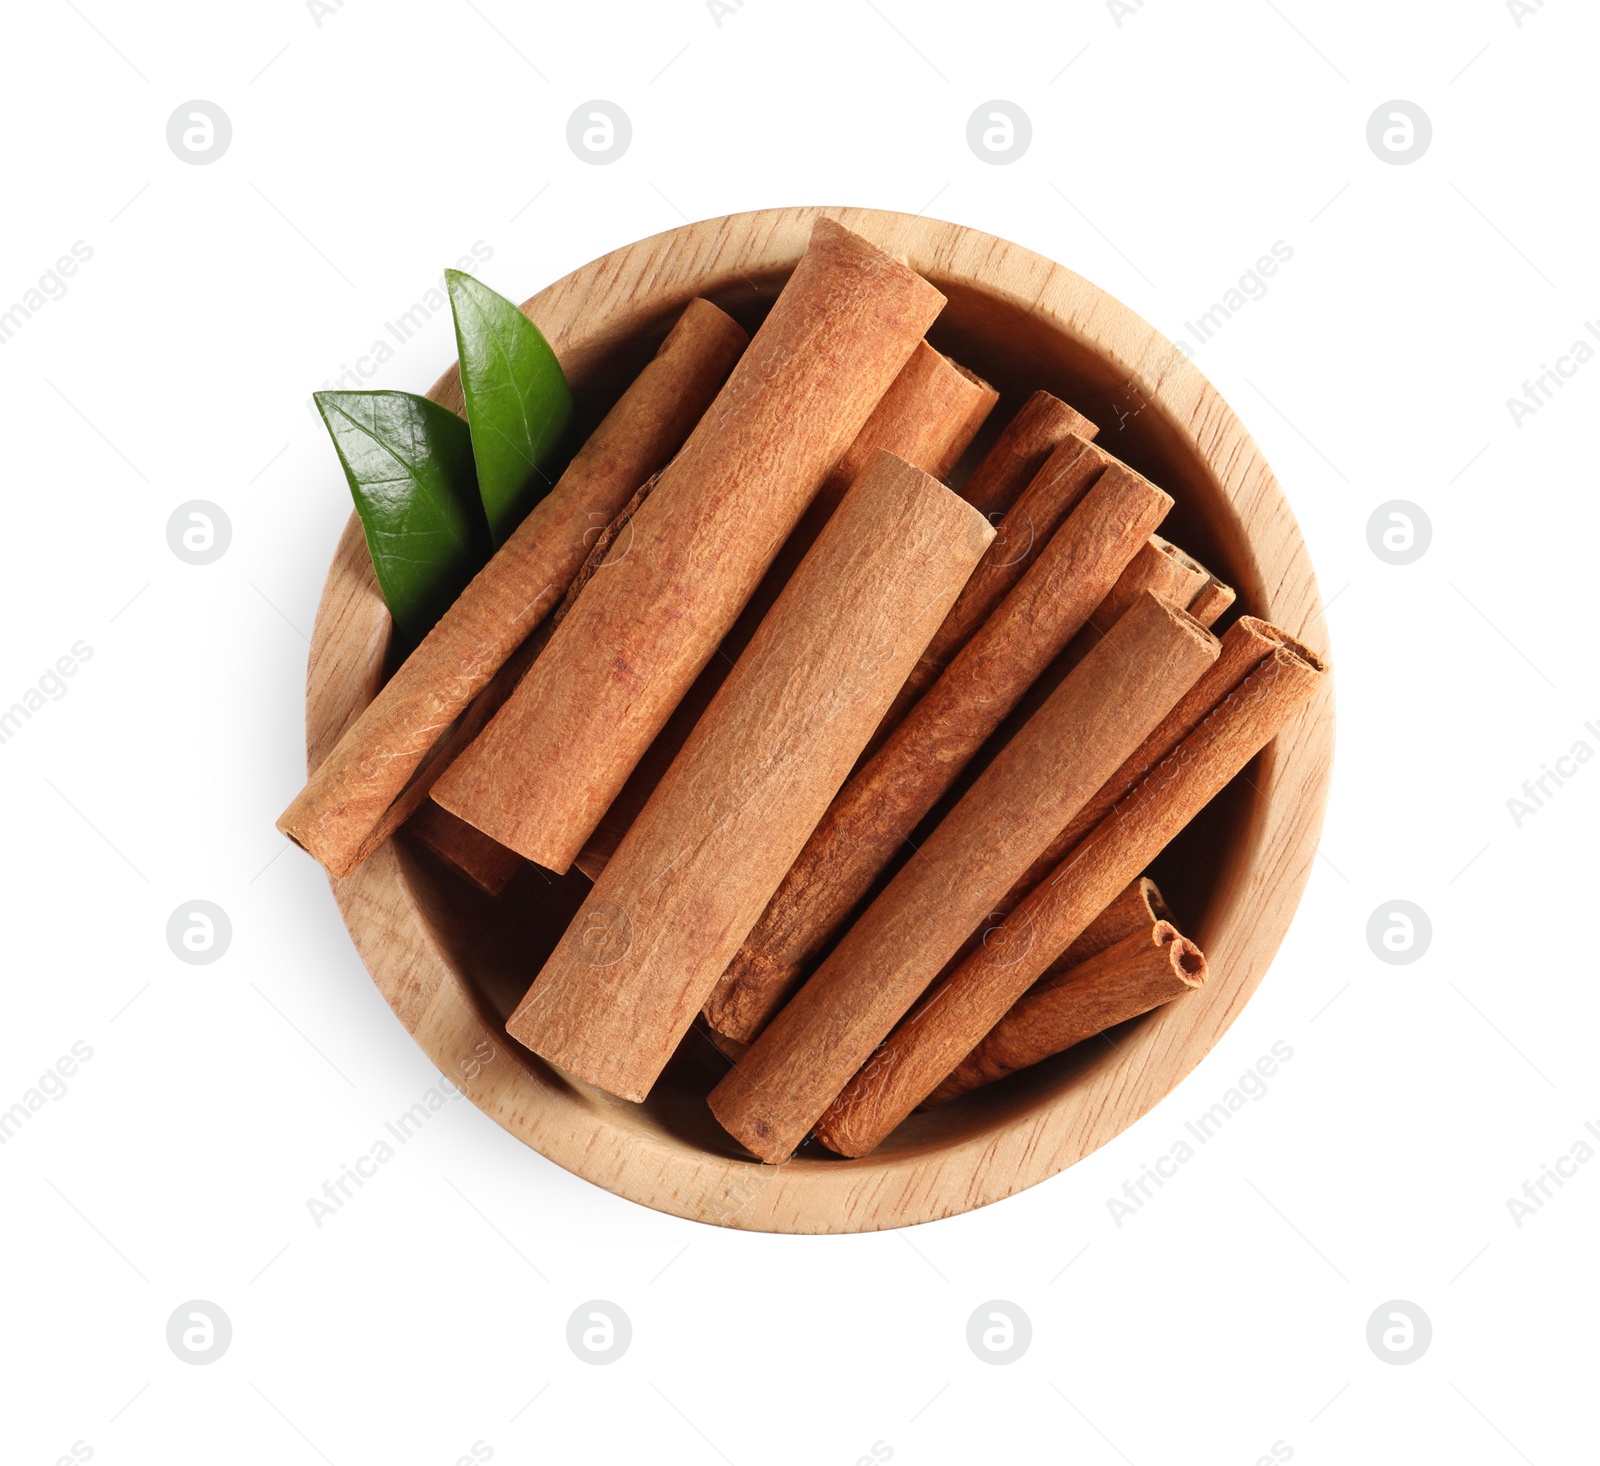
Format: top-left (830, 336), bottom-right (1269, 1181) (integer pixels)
top-left (300, 205), bottom-right (1335, 1234)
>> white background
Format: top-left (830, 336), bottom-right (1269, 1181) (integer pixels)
top-left (3, 1), bottom-right (1596, 1462)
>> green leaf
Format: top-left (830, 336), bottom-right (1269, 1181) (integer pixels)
top-left (446, 268), bottom-right (573, 546)
top-left (315, 390), bottom-right (489, 646)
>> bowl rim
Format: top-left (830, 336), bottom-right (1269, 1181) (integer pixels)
top-left (304, 205), bottom-right (1334, 1233)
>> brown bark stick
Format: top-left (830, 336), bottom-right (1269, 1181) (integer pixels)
top-left (802, 638), bottom-right (1327, 1158)
top-left (703, 461), bottom-right (1174, 1045)
top-left (861, 434), bottom-right (1114, 756)
top-left (928, 619), bottom-right (1307, 992)
top-left (979, 534), bottom-right (1226, 802)
top-left (1188, 574), bottom-right (1236, 629)
top-left (343, 469), bottom-right (669, 875)
top-left (405, 801), bottom-right (522, 896)
top-left (1072, 534), bottom-right (1212, 651)
top-left (960, 390), bottom-right (1098, 521)
top-left (706, 593), bottom-right (1220, 1162)
top-left (341, 627), bottom-right (545, 869)
top-left (276, 297), bottom-right (749, 876)
top-left (1054, 874), bottom-right (1172, 970)
top-left (434, 219), bottom-right (947, 872)
top-left (807, 340), bottom-right (998, 528)
top-left (1006, 616), bottom-right (1319, 909)
top-left (570, 343), bottom-right (997, 880)
top-left (505, 452), bottom-right (993, 1101)
top-left (1022, 536), bottom-right (1213, 718)
top-left (927, 436), bottom-right (1113, 668)
top-left (915, 922), bottom-right (1206, 1108)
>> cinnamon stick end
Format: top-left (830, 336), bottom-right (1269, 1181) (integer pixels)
top-left (505, 1003), bottom-right (653, 1105)
top-left (706, 1081), bottom-right (800, 1165)
top-left (276, 809), bottom-right (357, 880)
top-left (1168, 933), bottom-right (1207, 989)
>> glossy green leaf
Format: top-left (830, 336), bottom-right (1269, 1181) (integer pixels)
top-left (315, 390), bottom-right (489, 646)
top-left (446, 268), bottom-right (573, 546)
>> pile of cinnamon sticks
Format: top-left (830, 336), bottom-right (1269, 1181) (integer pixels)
top-left (279, 219), bottom-right (1327, 1164)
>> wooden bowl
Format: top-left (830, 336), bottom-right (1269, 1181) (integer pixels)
top-left (304, 206), bottom-right (1334, 1233)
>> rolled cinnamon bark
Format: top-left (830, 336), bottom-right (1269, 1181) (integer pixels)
top-left (809, 341), bottom-right (998, 529)
top-left (801, 637), bottom-right (1327, 1158)
top-left (276, 297), bottom-right (749, 876)
top-left (557, 471), bottom-right (660, 600)
top-left (405, 801), bottom-right (522, 896)
top-left (343, 468), bottom-right (669, 873)
top-left (932, 621), bottom-right (1302, 985)
top-left (961, 390), bottom-right (1098, 521)
top-left (703, 460), bottom-right (1173, 1045)
top-left (912, 922), bottom-right (1206, 1109)
top-left (700, 341), bottom-right (994, 634)
top-left (706, 593), bottom-right (1219, 1162)
top-left (862, 435), bottom-right (1114, 753)
top-left (988, 534), bottom-right (1225, 780)
top-left (570, 343), bottom-right (997, 880)
top-left (1007, 616), bottom-right (1317, 908)
top-left (1054, 874), bottom-right (1172, 970)
top-left (435, 220), bottom-right (948, 872)
top-left (920, 861), bottom-right (1177, 1016)
top-left (1188, 573), bottom-right (1236, 629)
top-left (505, 452), bottom-right (993, 1101)
top-left (1073, 534), bottom-right (1212, 649)
top-left (340, 629), bottom-right (545, 871)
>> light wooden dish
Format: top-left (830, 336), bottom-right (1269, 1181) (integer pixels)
top-left (303, 206), bottom-right (1334, 1234)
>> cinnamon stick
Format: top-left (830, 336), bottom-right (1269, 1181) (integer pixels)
top-left (912, 921), bottom-right (1206, 1109)
top-left (343, 468), bottom-right (668, 874)
top-left (434, 219), bottom-right (948, 872)
top-left (931, 620), bottom-right (1306, 988)
top-left (1188, 573), bottom-right (1236, 629)
top-left (1007, 616), bottom-right (1319, 908)
top-left (331, 633), bottom-right (529, 871)
top-left (706, 593), bottom-right (1220, 1162)
top-left (809, 341), bottom-right (998, 528)
top-left (505, 452), bottom-right (993, 1101)
top-left (1078, 535), bottom-right (1212, 644)
top-left (405, 801), bottom-right (522, 896)
top-left (570, 343), bottom-right (997, 880)
top-left (863, 434), bottom-right (1114, 753)
top-left (276, 297), bottom-right (749, 876)
top-left (961, 389), bottom-right (1098, 521)
top-left (703, 460), bottom-right (1174, 1045)
top-left (801, 637), bottom-right (1327, 1157)
top-left (988, 534), bottom-right (1226, 776)
top-left (1054, 874), bottom-right (1172, 970)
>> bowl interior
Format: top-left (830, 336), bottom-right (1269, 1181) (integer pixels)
top-left (393, 257), bottom-right (1267, 1167)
